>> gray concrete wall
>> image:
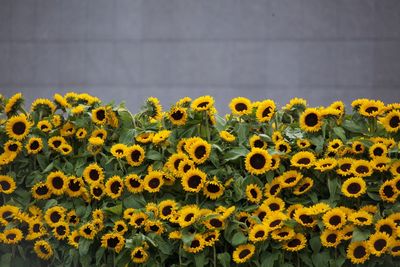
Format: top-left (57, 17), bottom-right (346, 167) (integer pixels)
top-left (0, 0), bottom-right (400, 113)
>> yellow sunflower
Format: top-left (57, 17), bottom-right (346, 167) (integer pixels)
top-left (101, 232), bottom-right (125, 253)
top-left (90, 183), bottom-right (105, 200)
top-left (348, 210), bottom-right (373, 226)
top-left (152, 130), bottom-right (171, 145)
top-left (105, 176), bottom-right (124, 199)
top-left (256, 99), bottom-right (276, 122)
top-left (178, 205), bottom-right (200, 228)
top-left (359, 99), bottom-right (384, 117)
top-left (274, 140), bottom-right (291, 154)
top-left (46, 171), bottom-right (68, 195)
top-left (92, 107), bottom-right (107, 125)
top-left (68, 230), bottom-right (80, 249)
top-left (341, 177), bottom-right (366, 198)
top-left (182, 168), bottom-right (206, 193)
top-left (229, 97), bottom-right (252, 116)
top-left (125, 173), bottom-right (144, 193)
top-left (346, 241), bottom-right (370, 264)
top-left (245, 184), bottom-right (263, 203)
top-left (203, 179), bottom-right (224, 200)
top-left (320, 229), bottom-right (342, 248)
top-left (25, 137), bottom-right (43, 154)
top-left (368, 232), bottom-right (392, 256)
top-left (375, 218), bottom-right (397, 237)
top-left (290, 151), bottom-right (315, 169)
top-left (143, 171), bottom-right (164, 193)
top-left (380, 110), bottom-right (400, 132)
top-left (219, 130), bottom-right (235, 142)
top-left (191, 95), bottom-right (214, 112)
top-left (31, 182), bottom-right (52, 200)
top-left (135, 132), bottom-right (154, 144)
top-left (245, 148), bottom-right (272, 175)
top-left (322, 208), bottom-right (347, 230)
top-left (232, 243), bottom-right (255, 264)
top-left (129, 212), bottom-right (148, 228)
top-left (249, 135), bottom-right (267, 149)
top-left (158, 199), bottom-right (177, 220)
top-left (371, 156), bottom-right (390, 172)
top-left (167, 153), bottom-right (189, 177)
top-left (248, 223), bottom-right (269, 243)
top-left (5, 93), bottom-right (23, 115)
top-left (48, 136), bottom-right (66, 151)
top-left (83, 163), bottom-right (104, 184)
top-left (314, 157), bottom-right (337, 172)
top-left (282, 233), bottom-right (307, 252)
top-left (79, 223), bottom-right (97, 239)
top-left (271, 226), bottom-right (295, 242)
top-left (187, 139), bottom-right (211, 164)
top-left (1, 228), bottom-right (23, 244)
top-left (5, 114), bottom-right (31, 140)
top-left (147, 97), bottom-right (163, 121)
top-left (44, 206), bottom-right (66, 227)
top-left (52, 221), bottom-right (70, 240)
top-left (0, 175), bottom-right (16, 194)
top-left (390, 160), bottom-right (400, 176)
top-left (110, 143), bottom-right (127, 159)
top-left (4, 140), bottom-right (22, 154)
top-left (34, 240), bottom-right (53, 260)
top-left (168, 106), bottom-right (187, 125)
top-left (264, 211), bottom-right (287, 230)
top-left (299, 108), bottom-right (323, 132)
top-left (131, 246), bottom-right (149, 264)
top-left (293, 177), bottom-right (314, 195)
top-left (183, 234), bottom-right (205, 254)
top-left (278, 170), bottom-right (303, 188)
top-left (336, 157), bottom-right (353, 176)
top-left (65, 176), bottom-right (84, 197)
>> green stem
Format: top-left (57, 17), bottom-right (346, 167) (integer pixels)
top-left (204, 111), bottom-right (211, 142)
top-left (179, 244), bottom-right (183, 266)
top-left (213, 245), bottom-right (217, 267)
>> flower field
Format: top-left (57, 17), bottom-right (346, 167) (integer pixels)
top-left (0, 93), bottom-right (400, 266)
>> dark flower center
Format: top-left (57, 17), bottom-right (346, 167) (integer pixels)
top-left (171, 110), bottom-right (184, 120)
top-left (297, 157), bottom-right (310, 165)
top-left (194, 145), bottom-right (206, 159)
top-left (206, 183), bottom-right (220, 193)
top-left (373, 239), bottom-right (387, 251)
top-left (235, 103), bottom-right (248, 112)
top-left (257, 211), bottom-right (266, 221)
top-left (287, 238), bottom-right (301, 248)
top-left (340, 163), bottom-right (351, 172)
top-left (52, 140), bottom-right (62, 148)
top-left (347, 183), bottom-right (361, 194)
top-left (254, 140), bottom-right (264, 148)
top-left (327, 234), bottom-right (337, 243)
top-left (379, 225), bottom-right (393, 236)
top-left (250, 188), bottom-right (258, 199)
top-left (93, 187), bottom-right (103, 197)
top-left (89, 169), bottom-right (100, 181)
top-left (190, 239), bottom-right (200, 248)
top-left (365, 106), bottom-right (378, 113)
top-left (50, 212), bottom-right (61, 223)
top-left (33, 224), bottom-right (40, 233)
top-left (52, 177), bottom-right (64, 189)
top-left (56, 225), bottom-right (66, 235)
top-left (373, 147), bottom-right (383, 156)
top-left (238, 249), bottom-right (251, 259)
top-left (130, 150), bottom-right (141, 162)
top-left (68, 179), bottom-right (81, 192)
top-left (270, 220), bottom-right (281, 227)
top-left (30, 140), bottom-right (40, 150)
top-left (129, 178), bottom-right (141, 188)
top-left (298, 183), bottom-right (310, 192)
top-left (329, 215), bottom-right (341, 226)
top-left (162, 206), bottom-right (172, 216)
top-left (210, 218), bottom-right (222, 228)
top-left (7, 233), bottom-right (16, 240)
top-left (197, 101), bottom-right (209, 108)
top-left (36, 185), bottom-right (49, 195)
top-left (389, 116), bottom-right (400, 128)
top-left (107, 237), bottom-right (120, 248)
top-left (12, 121), bottom-right (26, 135)
top-left (96, 110), bottom-right (106, 121)
top-left (299, 214), bottom-right (313, 224)
top-left (255, 230), bottom-right (265, 238)
top-left (0, 181), bottom-right (11, 191)
top-left (135, 218), bottom-right (144, 225)
top-left (250, 153), bottom-right (266, 169)
top-left (269, 203), bottom-right (280, 211)
top-left (110, 181), bottom-right (122, 194)
top-left (174, 159), bottom-right (182, 170)
top-left (270, 184), bottom-right (279, 195)
top-left (184, 213), bottom-right (194, 222)
top-left (355, 165), bottom-right (369, 174)
top-left (8, 144), bottom-right (18, 151)
top-left (188, 175), bottom-right (201, 189)
top-left (305, 113), bottom-right (318, 127)
top-left (262, 107), bottom-right (272, 118)
top-left (148, 178), bottom-right (160, 189)
top-left (383, 185), bottom-right (395, 198)
top-left (134, 250), bottom-right (144, 258)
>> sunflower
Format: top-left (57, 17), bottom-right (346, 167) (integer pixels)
top-left (379, 180), bottom-right (398, 203)
top-left (321, 229), bottom-right (342, 248)
top-left (48, 136), bottom-right (66, 151)
top-left (264, 211), bottom-right (287, 230)
top-left (359, 99), bottom-right (384, 117)
top-left (264, 179), bottom-right (282, 198)
top-left (368, 143), bottom-right (387, 159)
top-left (248, 223), bottom-right (269, 243)
top-left (245, 148), bottom-right (272, 175)
top-left (152, 130), bottom-right (171, 145)
top-left (65, 176), bottom-right (84, 197)
top-left (1, 228), bottom-right (23, 244)
top-left (380, 110), bottom-right (400, 132)
top-left (229, 97), bottom-right (252, 116)
top-left (322, 208), bottom-right (347, 230)
top-left (279, 170), bottom-right (302, 188)
top-left (245, 184), bottom-right (263, 203)
top-left (182, 234), bottom-right (205, 254)
top-left (336, 157), bottom-right (353, 176)
top-left (219, 130), bottom-right (235, 142)
top-left (293, 177), bottom-right (314, 195)
top-left (167, 153), bottom-right (189, 177)
top-left (68, 230), bottom-right (80, 249)
top-left (368, 232), bottom-right (392, 256)
top-left (0, 175), bottom-right (16, 194)
top-left (44, 206), bottom-right (66, 227)
top-left (32, 182), bottom-right (52, 200)
top-left (79, 223), bottom-right (97, 239)
top-left (59, 143), bottom-right (73, 155)
top-left (67, 210), bottom-right (79, 225)
top-left (52, 221), bottom-right (70, 240)
top-left (105, 176), bottom-right (124, 199)
top-left (83, 163), bottom-right (104, 184)
top-left (249, 135), bottom-right (267, 149)
top-left (351, 141), bottom-right (365, 154)
top-left (158, 199), bottom-right (177, 220)
top-left (348, 210), bottom-right (373, 226)
top-left (101, 232), bottom-right (125, 253)
top-left (146, 202), bottom-right (159, 217)
top-left (146, 97), bottom-right (163, 121)
top-left (125, 173), bottom-right (144, 193)
top-left (26, 220), bottom-right (46, 240)
top-left (375, 218), bottom-right (397, 237)
top-left (178, 205), bottom-right (200, 228)
top-left (203, 179), bottom-right (224, 200)
top-left (168, 106), bottom-right (187, 125)
top-left (34, 240), bottom-right (53, 260)
top-left (232, 243), bottom-right (255, 264)
top-left (314, 157), bottom-right (337, 172)
top-left (296, 139), bottom-right (311, 149)
top-left (188, 139), bottom-right (211, 164)
top-left (90, 183), bottom-right (105, 200)
top-left (282, 233), bottom-right (307, 252)
top-left (91, 128), bottom-right (107, 141)
top-left (110, 143), bottom-right (127, 159)
top-left (144, 220), bottom-right (165, 235)
top-left (135, 132), bottom-right (154, 144)
top-left (88, 136), bottom-right (104, 147)
top-left (271, 226), bottom-right (295, 242)
top-left (371, 156), bottom-right (390, 172)
top-left (255, 99), bottom-right (276, 122)
top-left (4, 140), bottom-right (22, 154)
top-left (37, 120), bottom-right (52, 133)
top-left (203, 230), bottom-right (220, 247)
top-left (390, 160), bottom-right (400, 176)
top-left (341, 177), bottom-right (367, 198)
top-left (129, 212), bottom-right (148, 228)
top-left (346, 241), bottom-right (370, 264)
top-left (60, 122), bottom-right (75, 137)
top-left (275, 140), bottom-right (291, 154)
top-left (46, 171), bottom-right (68, 195)
top-left (293, 208), bottom-right (317, 228)
top-left (299, 108), bottom-right (322, 132)
top-left (25, 137), bottom-right (43, 154)
top-left (391, 240), bottom-right (400, 257)
top-left (290, 151), bottom-right (315, 169)
top-left (125, 145), bottom-right (145, 166)
top-left (182, 168), bottom-right (206, 193)
top-left (5, 93), bottom-right (23, 115)
top-left (92, 107), bottom-right (107, 125)
top-left (191, 95), bottom-right (214, 111)
top-left (143, 171), bottom-right (164, 193)
top-left (5, 114), bottom-right (31, 140)
top-left (131, 246), bottom-right (149, 264)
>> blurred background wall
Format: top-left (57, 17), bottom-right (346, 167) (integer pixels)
top-left (0, 0), bottom-right (399, 113)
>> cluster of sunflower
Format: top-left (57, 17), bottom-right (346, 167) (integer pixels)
top-left (0, 93), bottom-right (400, 266)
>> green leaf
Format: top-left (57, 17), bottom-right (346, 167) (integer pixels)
top-left (0, 253), bottom-right (12, 267)
top-left (231, 231), bottom-right (247, 246)
top-left (333, 127), bottom-right (346, 141)
top-left (194, 252), bottom-right (206, 267)
top-left (260, 252), bottom-right (279, 267)
top-left (123, 195), bottom-right (145, 209)
top-left (147, 150), bottom-right (163, 161)
top-left (351, 228), bottom-right (370, 242)
top-left (310, 235), bottom-right (321, 253)
top-left (105, 204), bottom-right (122, 215)
top-left (223, 147), bottom-right (249, 161)
top-left (79, 239), bottom-right (91, 256)
top-left (217, 252), bottom-right (231, 267)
